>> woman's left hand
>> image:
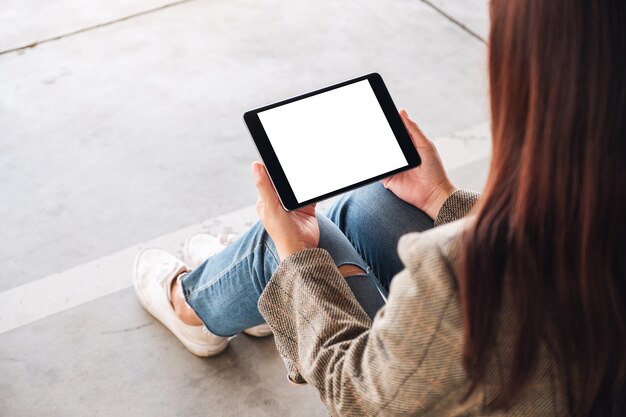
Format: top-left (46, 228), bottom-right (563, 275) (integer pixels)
top-left (252, 161), bottom-right (320, 261)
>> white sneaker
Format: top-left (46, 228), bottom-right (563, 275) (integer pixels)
top-left (133, 248), bottom-right (229, 357)
top-left (183, 233), bottom-right (232, 269)
top-left (184, 233), bottom-right (273, 338)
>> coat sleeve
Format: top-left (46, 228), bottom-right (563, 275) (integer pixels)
top-left (433, 189), bottom-right (480, 226)
top-left (258, 224), bottom-right (473, 416)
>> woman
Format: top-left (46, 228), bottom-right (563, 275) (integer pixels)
top-left (133, 0), bottom-right (625, 415)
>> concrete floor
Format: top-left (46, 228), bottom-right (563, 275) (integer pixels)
top-left (0, 1), bottom-right (491, 415)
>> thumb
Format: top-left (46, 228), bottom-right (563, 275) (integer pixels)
top-left (399, 109), bottom-right (432, 150)
top-left (252, 162), bottom-right (280, 208)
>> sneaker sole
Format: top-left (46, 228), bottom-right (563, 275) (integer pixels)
top-left (243, 326), bottom-right (273, 337)
top-left (133, 249), bottom-right (229, 358)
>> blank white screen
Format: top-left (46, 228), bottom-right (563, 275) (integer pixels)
top-left (258, 80), bottom-right (408, 203)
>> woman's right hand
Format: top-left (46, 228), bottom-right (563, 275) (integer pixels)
top-left (382, 109), bottom-right (457, 220)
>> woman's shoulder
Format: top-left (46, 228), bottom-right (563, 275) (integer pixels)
top-left (398, 217), bottom-right (472, 266)
top-left (394, 217), bottom-right (473, 295)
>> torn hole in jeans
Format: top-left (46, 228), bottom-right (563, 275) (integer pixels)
top-left (336, 261), bottom-right (370, 278)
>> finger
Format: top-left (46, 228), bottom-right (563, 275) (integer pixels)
top-left (255, 195), bottom-right (264, 216)
top-left (399, 109), bottom-right (433, 149)
top-left (252, 162), bottom-right (280, 208)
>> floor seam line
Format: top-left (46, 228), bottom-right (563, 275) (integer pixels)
top-left (420, 0), bottom-right (486, 44)
top-left (0, 0), bottom-right (199, 56)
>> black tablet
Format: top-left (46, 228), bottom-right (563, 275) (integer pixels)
top-left (244, 73), bottom-right (421, 211)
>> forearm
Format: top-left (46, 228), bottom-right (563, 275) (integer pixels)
top-left (258, 237), bottom-right (470, 416)
top-left (258, 250), bottom-right (409, 415)
top-left (258, 249), bottom-right (372, 384)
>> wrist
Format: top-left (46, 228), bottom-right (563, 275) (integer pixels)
top-left (421, 182), bottom-right (458, 220)
top-left (276, 242), bottom-right (314, 261)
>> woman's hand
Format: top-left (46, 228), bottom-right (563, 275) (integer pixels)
top-left (382, 109), bottom-right (457, 219)
top-left (252, 161), bottom-right (320, 261)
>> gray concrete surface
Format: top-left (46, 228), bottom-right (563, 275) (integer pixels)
top-left (0, 288), bottom-right (327, 417)
top-left (0, 161), bottom-right (488, 417)
top-left (1, 1), bottom-right (491, 415)
top-left (0, 0), bottom-right (488, 291)
top-left (429, 0), bottom-right (490, 41)
top-left (0, 0), bottom-right (177, 52)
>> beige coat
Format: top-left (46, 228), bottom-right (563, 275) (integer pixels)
top-left (258, 191), bottom-right (568, 416)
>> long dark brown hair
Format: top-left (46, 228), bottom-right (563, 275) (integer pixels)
top-left (460, 0), bottom-right (626, 415)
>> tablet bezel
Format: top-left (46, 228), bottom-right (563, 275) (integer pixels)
top-left (244, 73), bottom-right (421, 211)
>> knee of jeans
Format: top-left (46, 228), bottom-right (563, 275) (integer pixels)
top-left (325, 195), bottom-right (349, 227)
top-left (326, 193), bottom-right (362, 232)
top-left (326, 183), bottom-right (386, 226)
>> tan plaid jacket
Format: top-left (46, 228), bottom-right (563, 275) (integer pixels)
top-left (258, 190), bottom-right (568, 416)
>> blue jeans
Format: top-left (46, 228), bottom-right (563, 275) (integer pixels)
top-left (181, 183), bottom-right (434, 337)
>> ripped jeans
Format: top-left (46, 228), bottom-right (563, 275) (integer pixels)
top-left (181, 183), bottom-right (434, 337)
